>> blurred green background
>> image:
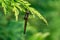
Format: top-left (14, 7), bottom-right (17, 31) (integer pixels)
top-left (0, 0), bottom-right (60, 40)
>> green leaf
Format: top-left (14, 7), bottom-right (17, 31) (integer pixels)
top-left (29, 32), bottom-right (50, 40)
top-left (13, 6), bottom-right (19, 21)
top-left (15, 3), bottom-right (25, 12)
top-left (29, 7), bottom-right (48, 25)
top-left (22, 1), bottom-right (31, 6)
top-left (2, 2), bottom-right (6, 15)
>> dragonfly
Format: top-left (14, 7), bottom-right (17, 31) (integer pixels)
top-left (24, 10), bottom-right (30, 34)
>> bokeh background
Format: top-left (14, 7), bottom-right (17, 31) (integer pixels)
top-left (0, 0), bottom-right (60, 40)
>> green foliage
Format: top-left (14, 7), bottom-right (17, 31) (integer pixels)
top-left (0, 0), bottom-right (47, 24)
top-left (29, 32), bottom-right (49, 40)
top-left (1, 0), bottom-right (60, 40)
top-left (27, 0), bottom-right (60, 40)
top-left (0, 0), bottom-right (49, 40)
